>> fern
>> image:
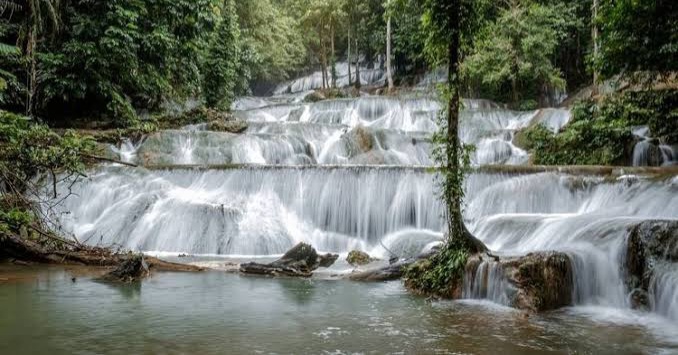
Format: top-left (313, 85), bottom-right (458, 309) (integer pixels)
top-left (0, 42), bottom-right (19, 56)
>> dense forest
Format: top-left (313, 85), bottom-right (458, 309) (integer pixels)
top-left (0, 0), bottom-right (674, 125)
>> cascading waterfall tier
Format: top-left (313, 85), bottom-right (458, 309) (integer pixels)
top-left (113, 96), bottom-right (570, 167)
top-left (50, 75), bottom-right (678, 323)
top-left (48, 165), bottom-right (678, 320)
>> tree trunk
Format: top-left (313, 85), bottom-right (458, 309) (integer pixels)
top-left (320, 24), bottom-right (327, 90)
top-left (331, 22), bottom-right (337, 89)
top-left (26, 6), bottom-right (38, 117)
top-left (592, 0), bottom-right (599, 95)
top-left (348, 27), bottom-right (352, 86)
top-left (447, 0), bottom-right (462, 237)
top-left (355, 38), bottom-right (361, 89)
top-left (386, 1), bottom-right (394, 92)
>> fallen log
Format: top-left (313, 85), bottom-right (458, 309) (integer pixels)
top-left (0, 233), bottom-right (202, 272)
top-left (240, 242), bottom-right (338, 277)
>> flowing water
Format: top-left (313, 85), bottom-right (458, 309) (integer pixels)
top-left (16, 79), bottom-right (678, 351)
top-left (1, 265), bottom-right (677, 354)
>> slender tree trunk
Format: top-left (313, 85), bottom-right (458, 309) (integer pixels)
top-left (446, 0), bottom-right (462, 237)
top-left (348, 27), bottom-right (352, 86)
top-left (354, 38), bottom-right (361, 89)
top-left (331, 22), bottom-right (336, 89)
top-left (592, 0), bottom-right (599, 95)
top-left (26, 4), bottom-right (38, 117)
top-left (386, 1), bottom-right (394, 92)
top-left (320, 25), bottom-right (327, 90)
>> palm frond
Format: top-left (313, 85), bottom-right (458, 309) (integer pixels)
top-left (0, 0), bottom-right (22, 14)
top-left (0, 41), bottom-right (19, 56)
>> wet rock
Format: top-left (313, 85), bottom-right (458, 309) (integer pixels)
top-left (348, 250), bottom-right (437, 282)
top-left (503, 252), bottom-right (574, 312)
top-left (99, 255), bottom-right (150, 283)
top-left (345, 126), bottom-right (374, 154)
top-left (207, 119), bottom-right (248, 134)
top-left (346, 250), bottom-right (373, 266)
top-left (240, 243), bottom-right (338, 277)
top-left (465, 252), bottom-right (574, 312)
top-left (318, 253), bottom-right (339, 268)
top-left (348, 261), bottom-right (409, 282)
top-left (304, 91), bottom-right (326, 103)
top-left (624, 220), bottom-right (678, 309)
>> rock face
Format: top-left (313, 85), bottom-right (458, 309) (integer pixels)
top-left (240, 243), bottom-right (338, 277)
top-left (99, 255), bottom-right (150, 283)
top-left (465, 252), bottom-right (574, 312)
top-left (346, 250), bottom-right (373, 266)
top-left (624, 220), bottom-right (678, 309)
top-left (207, 119), bottom-right (248, 134)
top-left (504, 252), bottom-right (574, 312)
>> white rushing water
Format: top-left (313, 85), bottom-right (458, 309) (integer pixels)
top-left (114, 95), bottom-right (570, 167)
top-left (45, 73), bottom-right (678, 325)
top-left (631, 126), bottom-right (677, 166)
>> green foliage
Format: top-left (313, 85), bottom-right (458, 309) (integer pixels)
top-left (0, 110), bottom-right (96, 193)
top-left (0, 110), bottom-right (95, 235)
top-left (521, 90), bottom-right (678, 166)
top-left (0, 207), bottom-right (33, 234)
top-left (404, 244), bottom-right (468, 296)
top-left (237, 0), bottom-right (308, 83)
top-left (203, 0), bottom-right (240, 110)
top-left (463, 2), bottom-right (572, 103)
top-left (595, 0), bottom-right (678, 80)
top-left (2, 0), bottom-right (218, 125)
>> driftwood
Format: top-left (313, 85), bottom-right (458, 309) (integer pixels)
top-left (240, 242), bottom-right (338, 277)
top-left (83, 154), bottom-right (138, 167)
top-left (0, 233), bottom-right (202, 272)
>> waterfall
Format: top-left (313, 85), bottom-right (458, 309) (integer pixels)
top-left (43, 77), bottom-right (678, 322)
top-left (631, 126), bottom-right (677, 166)
top-left (274, 62), bottom-right (385, 94)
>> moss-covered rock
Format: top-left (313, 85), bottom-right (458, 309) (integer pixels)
top-left (515, 89), bottom-right (678, 166)
top-left (347, 250), bottom-right (373, 266)
top-left (207, 119), bottom-right (248, 134)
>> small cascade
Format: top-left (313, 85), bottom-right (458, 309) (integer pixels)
top-left (650, 267), bottom-right (678, 322)
top-left (463, 260), bottom-right (511, 305)
top-left (631, 126), bottom-right (677, 166)
top-left (274, 62), bottom-right (385, 94)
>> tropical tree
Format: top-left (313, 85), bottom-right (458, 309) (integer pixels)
top-left (462, 1), bottom-right (572, 104)
top-left (203, 0), bottom-right (240, 110)
top-left (594, 0), bottom-right (678, 81)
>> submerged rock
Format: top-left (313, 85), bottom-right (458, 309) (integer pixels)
top-left (624, 220), bottom-right (678, 309)
top-left (240, 243), bottom-right (338, 277)
top-left (99, 255), bottom-right (150, 283)
top-left (346, 250), bottom-right (373, 266)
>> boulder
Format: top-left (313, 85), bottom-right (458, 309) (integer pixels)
top-left (240, 243), bottom-right (339, 277)
top-left (348, 249), bottom-right (437, 282)
top-left (207, 119), bottom-right (248, 134)
top-left (304, 91), bottom-right (327, 103)
top-left (346, 250), bottom-right (373, 266)
top-left (624, 220), bottom-right (678, 309)
top-left (99, 255), bottom-right (150, 283)
top-left (347, 261), bottom-right (408, 282)
top-left (502, 252), bottom-right (574, 312)
top-left (463, 252), bottom-right (574, 312)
